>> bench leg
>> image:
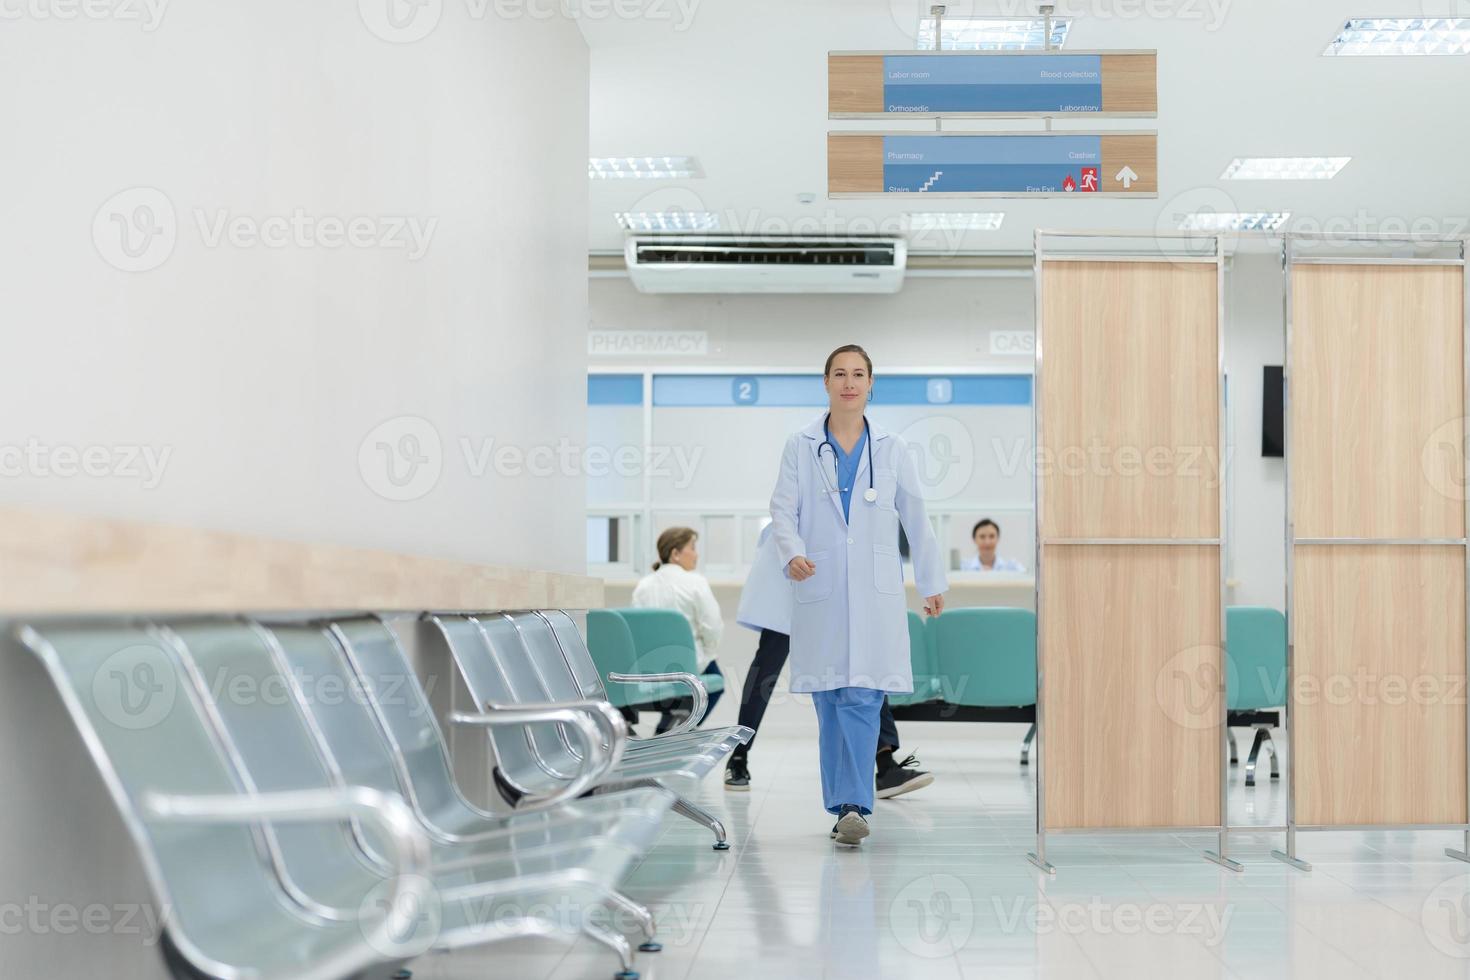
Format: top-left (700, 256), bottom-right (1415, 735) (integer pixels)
top-left (672, 794), bottom-right (731, 850)
top-left (601, 887), bottom-right (661, 952)
top-left (1245, 727), bottom-right (1276, 787)
top-left (1227, 729), bottom-right (1237, 765)
top-left (582, 920), bottom-right (638, 980)
top-left (1020, 722), bottom-right (1036, 766)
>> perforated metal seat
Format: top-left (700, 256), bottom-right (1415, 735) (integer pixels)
top-left (424, 612), bottom-right (748, 849)
top-left (20, 621), bottom-right (671, 980)
top-left (18, 623), bottom-right (433, 980)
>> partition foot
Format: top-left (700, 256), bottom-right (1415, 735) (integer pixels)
top-left (1026, 852), bottom-right (1056, 875)
top-left (1203, 850), bottom-right (1243, 872)
top-left (1270, 849), bottom-right (1312, 872)
top-left (1445, 848), bottom-right (1470, 864)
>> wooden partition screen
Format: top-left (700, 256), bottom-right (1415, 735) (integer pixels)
top-left (1032, 239), bottom-right (1230, 872)
top-left (1282, 249), bottom-right (1469, 867)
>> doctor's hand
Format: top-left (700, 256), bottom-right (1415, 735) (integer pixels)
top-left (787, 556), bottom-right (816, 581)
top-left (923, 594), bottom-right (945, 617)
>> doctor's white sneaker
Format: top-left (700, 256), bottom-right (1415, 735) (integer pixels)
top-left (876, 752), bottom-right (934, 799)
top-left (831, 805), bottom-right (870, 847)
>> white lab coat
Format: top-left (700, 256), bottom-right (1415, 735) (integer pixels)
top-left (768, 414), bottom-right (948, 694)
top-left (736, 524), bottom-right (793, 635)
top-left (631, 563), bottom-right (723, 670)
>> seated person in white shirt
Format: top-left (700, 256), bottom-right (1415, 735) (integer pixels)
top-left (631, 526), bottom-right (724, 732)
top-left (960, 518), bottom-right (1026, 573)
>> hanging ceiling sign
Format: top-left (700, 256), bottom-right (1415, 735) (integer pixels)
top-left (829, 51), bottom-right (1157, 117)
top-left (827, 132), bottom-right (1157, 197)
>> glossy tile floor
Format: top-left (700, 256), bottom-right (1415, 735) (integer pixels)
top-left (409, 720), bottom-right (1470, 980)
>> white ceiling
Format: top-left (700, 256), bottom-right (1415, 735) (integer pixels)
top-left (584, 0), bottom-right (1470, 253)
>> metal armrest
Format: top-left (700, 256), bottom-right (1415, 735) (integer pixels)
top-left (607, 671), bottom-right (709, 737)
top-left (144, 787), bottom-right (434, 971)
top-left (448, 705), bottom-right (611, 811)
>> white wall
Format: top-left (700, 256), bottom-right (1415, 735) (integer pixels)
top-left (589, 260), bottom-right (1289, 608)
top-left (0, 3), bottom-right (590, 575)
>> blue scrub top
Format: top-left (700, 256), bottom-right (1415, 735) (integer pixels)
top-left (825, 419), bottom-right (868, 522)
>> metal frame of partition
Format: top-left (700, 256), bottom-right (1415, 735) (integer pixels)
top-left (1027, 230), bottom-right (1235, 874)
top-left (1272, 232), bottom-right (1470, 873)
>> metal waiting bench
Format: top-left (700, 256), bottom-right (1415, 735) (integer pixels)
top-left (17, 619), bottom-right (677, 980)
top-left (427, 611), bottom-right (751, 850)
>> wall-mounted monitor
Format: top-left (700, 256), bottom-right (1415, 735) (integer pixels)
top-left (1262, 365), bottom-right (1284, 458)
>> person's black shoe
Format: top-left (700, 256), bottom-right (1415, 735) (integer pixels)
top-left (876, 752), bottom-right (935, 800)
top-left (654, 707), bottom-right (690, 735)
top-left (830, 804), bottom-right (870, 847)
top-left (724, 756), bottom-right (750, 791)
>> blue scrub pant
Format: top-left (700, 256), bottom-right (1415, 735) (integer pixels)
top-left (813, 687), bottom-right (886, 816)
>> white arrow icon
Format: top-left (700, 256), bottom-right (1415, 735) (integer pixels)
top-left (1114, 166), bottom-right (1138, 189)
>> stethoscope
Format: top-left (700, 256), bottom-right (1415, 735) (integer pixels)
top-left (817, 413), bottom-right (879, 504)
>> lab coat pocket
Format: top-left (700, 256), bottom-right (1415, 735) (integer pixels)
top-left (793, 550), bottom-right (833, 604)
top-left (873, 544), bottom-right (903, 596)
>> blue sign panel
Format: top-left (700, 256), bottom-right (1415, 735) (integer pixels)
top-left (883, 55), bottom-right (1103, 114)
top-left (652, 374), bottom-right (1032, 407)
top-left (588, 374), bottom-right (644, 406)
top-left (882, 134), bottom-right (1102, 194)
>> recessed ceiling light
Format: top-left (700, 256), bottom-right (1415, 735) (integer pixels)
top-left (906, 212), bottom-right (1006, 231)
top-left (1178, 212), bottom-right (1291, 232)
top-left (589, 157), bottom-right (704, 180)
top-left (1221, 157), bottom-right (1351, 180)
top-left (1324, 18), bottom-right (1470, 56)
top-left (615, 211), bottom-right (720, 232)
top-left (916, 17), bottom-right (1070, 51)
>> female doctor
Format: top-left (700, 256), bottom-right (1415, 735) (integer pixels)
top-left (769, 344), bottom-right (948, 847)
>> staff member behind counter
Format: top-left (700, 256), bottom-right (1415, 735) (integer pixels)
top-left (961, 518), bottom-right (1026, 573)
top-left (767, 343), bottom-right (948, 848)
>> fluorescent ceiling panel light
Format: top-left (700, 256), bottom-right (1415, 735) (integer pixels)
top-left (906, 212), bottom-right (1006, 231)
top-left (1221, 157), bottom-right (1351, 180)
top-left (1178, 212), bottom-right (1291, 232)
top-left (615, 211), bottom-right (720, 232)
top-left (916, 17), bottom-right (1070, 51)
top-left (589, 156), bottom-right (703, 179)
top-left (1324, 18), bottom-right (1470, 56)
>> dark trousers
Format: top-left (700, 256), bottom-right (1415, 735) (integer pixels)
top-left (651, 661), bottom-right (723, 733)
top-left (732, 628), bottom-right (899, 760)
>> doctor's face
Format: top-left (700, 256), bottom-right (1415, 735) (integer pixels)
top-left (824, 352), bottom-right (872, 413)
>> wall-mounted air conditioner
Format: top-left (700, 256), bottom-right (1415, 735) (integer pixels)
top-left (624, 235), bottom-right (907, 294)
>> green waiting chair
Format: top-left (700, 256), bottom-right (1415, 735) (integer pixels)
top-left (929, 608), bottom-right (1039, 764)
top-left (889, 610), bottom-right (942, 707)
top-left (1226, 606), bottom-right (1287, 786)
top-left (614, 608), bottom-right (725, 698)
top-left (585, 609), bottom-right (690, 709)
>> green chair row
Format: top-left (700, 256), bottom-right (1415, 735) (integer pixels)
top-left (586, 608), bottom-right (726, 710)
top-left (889, 605), bottom-right (1286, 780)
